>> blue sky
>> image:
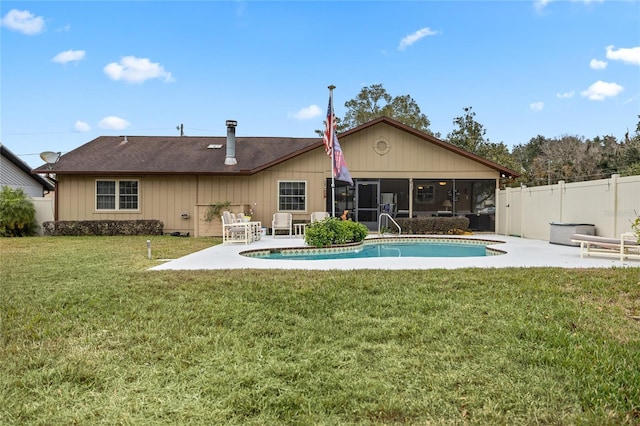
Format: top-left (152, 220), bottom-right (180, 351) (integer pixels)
top-left (2, 0), bottom-right (639, 168)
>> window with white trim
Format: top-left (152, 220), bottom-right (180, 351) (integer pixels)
top-left (96, 180), bottom-right (139, 210)
top-left (278, 180), bottom-right (306, 211)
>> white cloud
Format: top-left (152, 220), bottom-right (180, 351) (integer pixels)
top-left (52, 50), bottom-right (86, 65)
top-left (398, 27), bottom-right (438, 51)
top-left (534, 0), bottom-right (553, 10)
top-left (529, 102), bottom-right (544, 111)
top-left (605, 45), bottom-right (640, 66)
top-left (0, 9), bottom-right (45, 35)
top-left (580, 80), bottom-right (623, 101)
top-left (556, 91), bottom-right (575, 99)
top-left (289, 105), bottom-right (322, 120)
top-left (589, 58), bottom-right (607, 70)
top-left (74, 121), bottom-right (91, 132)
top-left (98, 116), bottom-right (130, 130)
top-left (103, 56), bottom-right (174, 84)
top-left (536, 0), bottom-right (604, 9)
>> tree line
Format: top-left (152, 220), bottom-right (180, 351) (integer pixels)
top-left (331, 84), bottom-right (640, 186)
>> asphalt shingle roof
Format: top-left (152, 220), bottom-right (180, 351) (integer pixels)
top-left (37, 135), bottom-right (322, 175)
top-left (33, 117), bottom-right (519, 178)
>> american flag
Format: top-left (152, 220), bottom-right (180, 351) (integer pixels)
top-left (323, 95), bottom-right (335, 156)
top-left (323, 89), bottom-right (352, 185)
top-left (333, 137), bottom-right (353, 185)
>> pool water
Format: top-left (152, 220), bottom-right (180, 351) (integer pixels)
top-left (248, 241), bottom-right (489, 260)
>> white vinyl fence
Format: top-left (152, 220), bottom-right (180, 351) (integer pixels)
top-left (32, 196), bottom-right (55, 235)
top-left (496, 174), bottom-right (640, 241)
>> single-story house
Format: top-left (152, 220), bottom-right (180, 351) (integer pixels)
top-left (34, 116), bottom-right (519, 235)
top-left (1, 144), bottom-right (55, 197)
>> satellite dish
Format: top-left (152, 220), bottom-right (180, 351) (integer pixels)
top-left (40, 151), bottom-right (60, 164)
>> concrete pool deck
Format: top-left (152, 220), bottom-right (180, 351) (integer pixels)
top-left (150, 234), bottom-right (640, 271)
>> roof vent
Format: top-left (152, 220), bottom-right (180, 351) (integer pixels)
top-left (207, 144), bottom-right (223, 149)
top-left (224, 120), bottom-right (237, 166)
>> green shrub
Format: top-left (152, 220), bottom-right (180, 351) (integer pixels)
top-left (395, 216), bottom-right (470, 234)
top-left (0, 186), bottom-right (37, 237)
top-left (304, 217), bottom-right (368, 247)
top-left (340, 219), bottom-right (369, 242)
top-left (42, 220), bottom-right (164, 236)
top-left (631, 212), bottom-right (640, 243)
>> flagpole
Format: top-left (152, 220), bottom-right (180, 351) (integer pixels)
top-left (328, 85), bottom-right (336, 218)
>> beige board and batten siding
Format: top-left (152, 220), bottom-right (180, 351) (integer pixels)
top-left (54, 121), bottom-right (506, 237)
top-left (195, 174), bottom-right (256, 237)
top-left (56, 175), bottom-right (198, 234)
top-left (341, 123), bottom-right (499, 179)
top-left (194, 203), bottom-right (249, 237)
top-left (197, 147), bottom-right (329, 227)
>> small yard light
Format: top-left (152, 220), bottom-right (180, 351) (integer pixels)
top-left (146, 240), bottom-right (152, 259)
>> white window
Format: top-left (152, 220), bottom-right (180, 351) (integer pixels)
top-left (96, 180), bottom-right (139, 210)
top-left (278, 180), bottom-right (306, 211)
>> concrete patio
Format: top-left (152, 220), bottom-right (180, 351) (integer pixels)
top-left (150, 234), bottom-right (640, 271)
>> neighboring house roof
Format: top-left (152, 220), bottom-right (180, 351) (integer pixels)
top-left (33, 116), bottom-right (519, 178)
top-left (1, 144), bottom-right (55, 191)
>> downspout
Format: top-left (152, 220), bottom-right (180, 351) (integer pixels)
top-left (47, 173), bottom-right (59, 221)
top-left (54, 179), bottom-right (58, 221)
top-left (194, 175), bottom-right (200, 237)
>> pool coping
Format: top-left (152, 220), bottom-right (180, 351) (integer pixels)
top-left (149, 234), bottom-right (640, 270)
top-left (240, 236), bottom-right (508, 259)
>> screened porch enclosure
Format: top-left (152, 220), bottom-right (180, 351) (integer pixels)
top-left (326, 178), bottom-right (496, 231)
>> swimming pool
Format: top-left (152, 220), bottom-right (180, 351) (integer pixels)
top-left (241, 237), bottom-right (505, 260)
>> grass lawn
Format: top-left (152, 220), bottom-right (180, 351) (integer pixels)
top-left (1, 235), bottom-right (639, 425)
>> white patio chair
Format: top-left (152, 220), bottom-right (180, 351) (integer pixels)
top-left (221, 211), bottom-right (250, 244)
top-left (272, 212), bottom-right (292, 238)
top-left (310, 211), bottom-right (330, 223)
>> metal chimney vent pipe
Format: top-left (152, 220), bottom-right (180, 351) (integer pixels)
top-left (224, 120), bottom-right (238, 165)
